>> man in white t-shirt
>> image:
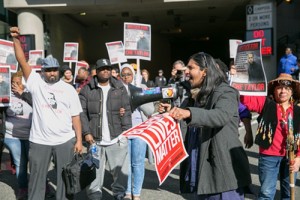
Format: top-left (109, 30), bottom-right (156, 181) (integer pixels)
top-left (10, 27), bottom-right (83, 200)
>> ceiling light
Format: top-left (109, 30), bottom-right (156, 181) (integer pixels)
top-left (79, 12), bottom-right (86, 16)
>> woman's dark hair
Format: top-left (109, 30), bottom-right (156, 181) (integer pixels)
top-left (189, 52), bottom-right (226, 107)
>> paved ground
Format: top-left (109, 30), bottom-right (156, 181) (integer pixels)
top-left (0, 117), bottom-right (299, 200)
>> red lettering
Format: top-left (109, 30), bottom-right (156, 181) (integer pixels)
top-left (253, 30), bottom-right (264, 38)
top-left (261, 47), bottom-right (272, 55)
top-left (0, 68), bottom-right (8, 73)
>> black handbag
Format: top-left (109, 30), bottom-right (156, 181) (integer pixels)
top-left (62, 153), bottom-right (96, 195)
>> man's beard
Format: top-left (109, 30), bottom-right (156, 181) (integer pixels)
top-left (97, 76), bottom-right (109, 83)
top-left (44, 75), bottom-right (59, 83)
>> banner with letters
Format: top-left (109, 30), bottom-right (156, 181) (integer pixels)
top-left (230, 39), bottom-right (267, 96)
top-left (122, 114), bottom-right (188, 185)
top-left (123, 22), bottom-right (151, 61)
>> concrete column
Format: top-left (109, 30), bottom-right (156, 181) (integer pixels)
top-left (17, 9), bottom-right (44, 50)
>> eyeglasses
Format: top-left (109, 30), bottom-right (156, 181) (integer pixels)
top-left (198, 52), bottom-right (208, 67)
top-left (121, 73), bottom-right (132, 77)
top-left (44, 68), bottom-right (58, 72)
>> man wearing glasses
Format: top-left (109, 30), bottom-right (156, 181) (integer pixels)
top-left (10, 27), bottom-right (83, 200)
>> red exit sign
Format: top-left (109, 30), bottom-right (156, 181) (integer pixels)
top-left (246, 28), bottom-right (273, 56)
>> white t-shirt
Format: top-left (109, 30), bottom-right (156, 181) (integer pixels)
top-left (98, 83), bottom-right (119, 145)
top-left (26, 71), bottom-right (82, 145)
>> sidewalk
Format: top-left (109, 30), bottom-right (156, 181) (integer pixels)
top-left (1, 125), bottom-right (299, 200)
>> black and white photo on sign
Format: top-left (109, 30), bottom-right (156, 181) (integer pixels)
top-left (106, 41), bottom-right (127, 64)
top-left (29, 50), bottom-right (44, 69)
top-left (123, 22), bottom-right (151, 60)
top-left (0, 65), bottom-right (11, 107)
top-left (0, 39), bottom-right (18, 73)
top-left (230, 39), bottom-right (267, 96)
top-left (63, 42), bottom-right (79, 62)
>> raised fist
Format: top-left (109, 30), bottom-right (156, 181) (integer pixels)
top-left (10, 27), bottom-right (20, 38)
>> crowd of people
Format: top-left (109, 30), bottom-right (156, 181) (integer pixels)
top-left (0, 26), bottom-right (299, 200)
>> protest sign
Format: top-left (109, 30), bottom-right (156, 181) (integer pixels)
top-left (229, 39), bottom-right (242, 59)
top-left (124, 22), bottom-right (151, 61)
top-left (122, 114), bottom-right (188, 185)
top-left (74, 61), bottom-right (90, 85)
top-left (0, 39), bottom-right (18, 73)
top-left (230, 39), bottom-right (267, 96)
top-left (29, 50), bottom-right (44, 70)
top-left (0, 65), bottom-right (11, 107)
top-left (63, 42), bottom-right (79, 62)
top-left (106, 41), bottom-right (127, 64)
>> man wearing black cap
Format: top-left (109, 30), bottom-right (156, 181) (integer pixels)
top-left (10, 27), bottom-right (83, 200)
top-left (79, 58), bottom-right (132, 200)
top-left (154, 69), bottom-right (167, 87)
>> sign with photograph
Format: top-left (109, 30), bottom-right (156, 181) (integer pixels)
top-left (124, 22), bottom-right (151, 60)
top-left (106, 41), bottom-right (127, 64)
top-left (122, 114), bottom-right (188, 185)
top-left (29, 50), bottom-right (44, 70)
top-left (63, 42), bottom-right (79, 62)
top-left (230, 39), bottom-right (267, 96)
top-left (0, 39), bottom-right (18, 73)
top-left (0, 65), bottom-right (11, 107)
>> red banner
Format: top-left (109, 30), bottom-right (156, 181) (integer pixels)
top-left (122, 114), bottom-right (188, 185)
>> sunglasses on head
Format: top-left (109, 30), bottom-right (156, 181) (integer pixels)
top-left (278, 80), bottom-right (292, 86)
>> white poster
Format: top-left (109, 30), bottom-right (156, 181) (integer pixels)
top-left (230, 39), bottom-right (267, 96)
top-left (0, 65), bottom-right (11, 107)
top-left (124, 22), bottom-right (151, 61)
top-left (0, 39), bottom-right (18, 73)
top-left (63, 42), bottom-right (79, 62)
top-left (229, 39), bottom-right (242, 59)
top-left (29, 50), bottom-right (44, 70)
top-left (106, 41), bottom-right (127, 64)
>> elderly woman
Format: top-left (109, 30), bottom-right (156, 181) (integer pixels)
top-left (241, 73), bottom-right (300, 200)
top-left (160, 52), bottom-right (251, 200)
top-left (120, 64), bottom-right (154, 200)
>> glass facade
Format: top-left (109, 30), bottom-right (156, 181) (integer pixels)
top-left (0, 0), bottom-right (17, 39)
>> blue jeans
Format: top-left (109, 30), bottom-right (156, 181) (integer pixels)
top-left (258, 154), bottom-right (297, 200)
top-left (126, 138), bottom-right (147, 196)
top-left (4, 137), bottom-right (29, 189)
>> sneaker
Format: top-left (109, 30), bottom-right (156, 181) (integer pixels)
top-left (124, 193), bottom-right (132, 200)
top-left (17, 188), bottom-right (28, 200)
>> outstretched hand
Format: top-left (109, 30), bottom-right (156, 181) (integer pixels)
top-left (10, 27), bottom-right (20, 38)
